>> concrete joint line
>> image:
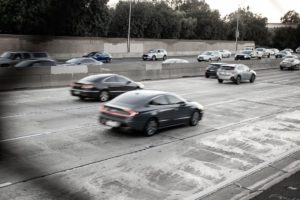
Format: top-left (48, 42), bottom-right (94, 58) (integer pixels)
top-left (267, 164), bottom-right (289, 173)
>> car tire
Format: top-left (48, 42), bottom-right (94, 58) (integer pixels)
top-left (280, 66), bottom-right (283, 70)
top-left (235, 76), bottom-right (241, 85)
top-left (189, 110), bottom-right (201, 126)
top-left (143, 118), bottom-right (158, 136)
top-left (205, 74), bottom-right (209, 78)
top-left (208, 58), bottom-right (212, 62)
top-left (250, 74), bottom-right (256, 83)
top-left (234, 57), bottom-right (238, 61)
top-left (218, 79), bottom-right (223, 83)
top-left (99, 90), bottom-right (110, 102)
top-left (163, 55), bottom-right (167, 60)
top-left (152, 56), bottom-right (156, 61)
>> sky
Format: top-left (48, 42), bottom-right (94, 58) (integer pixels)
top-left (108, 0), bottom-right (300, 23)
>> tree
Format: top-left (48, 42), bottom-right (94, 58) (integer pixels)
top-left (281, 10), bottom-right (300, 24)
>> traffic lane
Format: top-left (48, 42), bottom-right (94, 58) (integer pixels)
top-left (1, 109), bottom-right (300, 200)
top-left (1, 70), bottom-right (300, 184)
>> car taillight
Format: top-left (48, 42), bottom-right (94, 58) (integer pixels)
top-left (99, 104), bottom-right (107, 112)
top-left (124, 108), bottom-right (139, 117)
top-left (70, 82), bottom-right (75, 87)
top-left (81, 84), bottom-right (95, 89)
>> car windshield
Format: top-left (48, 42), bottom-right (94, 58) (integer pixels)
top-left (109, 92), bottom-right (150, 108)
top-left (148, 49), bottom-right (155, 53)
top-left (220, 66), bottom-right (235, 70)
top-left (241, 50), bottom-right (251, 55)
top-left (203, 51), bottom-right (213, 55)
top-left (0, 52), bottom-right (14, 59)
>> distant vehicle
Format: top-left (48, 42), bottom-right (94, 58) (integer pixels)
top-left (295, 47), bottom-right (300, 54)
top-left (283, 48), bottom-right (294, 53)
top-left (269, 48), bottom-right (279, 55)
top-left (65, 57), bottom-right (103, 65)
top-left (205, 63), bottom-right (227, 78)
top-left (217, 64), bottom-right (256, 85)
top-left (280, 58), bottom-right (300, 70)
top-left (162, 58), bottom-right (189, 64)
top-left (243, 47), bottom-right (255, 51)
top-left (218, 50), bottom-right (231, 58)
top-left (142, 49), bottom-right (167, 61)
top-left (275, 51), bottom-right (292, 59)
top-left (83, 51), bottom-right (112, 63)
top-left (70, 74), bottom-right (144, 101)
top-left (197, 51), bottom-right (222, 62)
top-left (14, 59), bottom-right (57, 68)
top-left (0, 51), bottom-right (50, 67)
top-left (99, 90), bottom-right (204, 136)
top-left (235, 50), bottom-right (261, 60)
top-left (255, 48), bottom-right (271, 58)
top-left (282, 55), bottom-right (298, 59)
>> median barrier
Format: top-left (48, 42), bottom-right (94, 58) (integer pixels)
top-left (0, 59), bottom-right (281, 90)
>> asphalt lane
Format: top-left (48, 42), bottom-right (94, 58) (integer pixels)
top-left (0, 68), bottom-right (300, 199)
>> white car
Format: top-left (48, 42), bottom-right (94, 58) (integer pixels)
top-left (255, 48), bottom-right (271, 58)
top-left (142, 49), bottom-right (167, 61)
top-left (219, 50), bottom-right (231, 58)
top-left (197, 51), bottom-right (222, 62)
top-left (65, 57), bottom-right (103, 65)
top-left (282, 55), bottom-right (298, 59)
top-left (280, 58), bottom-right (300, 70)
top-left (162, 59), bottom-right (189, 64)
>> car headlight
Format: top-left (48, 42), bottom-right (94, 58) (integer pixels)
top-left (136, 82), bottom-right (144, 89)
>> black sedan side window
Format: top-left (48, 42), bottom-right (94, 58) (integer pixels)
top-left (115, 76), bottom-right (130, 83)
top-left (149, 96), bottom-right (168, 106)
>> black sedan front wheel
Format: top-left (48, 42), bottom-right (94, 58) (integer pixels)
top-left (189, 110), bottom-right (200, 126)
top-left (143, 118), bottom-right (158, 136)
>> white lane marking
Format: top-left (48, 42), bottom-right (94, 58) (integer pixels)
top-left (0, 182), bottom-right (12, 188)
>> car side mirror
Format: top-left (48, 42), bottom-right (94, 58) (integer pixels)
top-left (179, 101), bottom-right (186, 106)
top-left (126, 80), bottom-right (132, 84)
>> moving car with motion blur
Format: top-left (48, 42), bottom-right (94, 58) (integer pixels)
top-left (235, 50), bottom-right (261, 60)
top-left (217, 64), bottom-right (256, 85)
top-left (275, 51), bottom-right (292, 59)
top-left (99, 90), bottom-right (204, 136)
top-left (142, 49), bottom-right (167, 61)
top-left (197, 51), bottom-right (222, 62)
top-left (65, 57), bottom-right (103, 65)
top-left (0, 51), bottom-right (50, 67)
top-left (70, 74), bottom-right (144, 101)
top-left (280, 58), bottom-right (300, 70)
top-left (205, 62), bottom-right (227, 78)
top-left (83, 51), bottom-right (112, 63)
top-left (14, 59), bottom-right (57, 68)
top-left (269, 48), bottom-right (279, 55)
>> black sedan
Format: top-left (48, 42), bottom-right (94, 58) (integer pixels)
top-left (99, 90), bottom-right (204, 136)
top-left (205, 63), bottom-right (227, 78)
top-left (70, 74), bottom-right (144, 101)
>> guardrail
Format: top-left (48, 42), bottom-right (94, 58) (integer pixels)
top-left (0, 59), bottom-right (281, 90)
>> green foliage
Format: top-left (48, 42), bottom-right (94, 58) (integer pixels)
top-left (281, 10), bottom-right (300, 24)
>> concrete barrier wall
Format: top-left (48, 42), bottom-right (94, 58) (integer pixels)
top-left (0, 59), bottom-right (280, 90)
top-left (0, 34), bottom-right (254, 60)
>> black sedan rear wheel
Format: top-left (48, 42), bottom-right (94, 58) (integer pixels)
top-left (189, 110), bottom-right (200, 126)
top-left (144, 119), bottom-right (158, 136)
top-left (99, 90), bottom-right (110, 102)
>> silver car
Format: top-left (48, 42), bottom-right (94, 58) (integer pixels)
top-left (142, 49), bottom-right (167, 61)
top-left (197, 51), bottom-right (222, 62)
top-left (217, 64), bottom-right (256, 85)
top-left (280, 58), bottom-right (300, 70)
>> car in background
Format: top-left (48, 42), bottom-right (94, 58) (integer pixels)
top-left (83, 51), bottom-right (112, 63)
top-left (162, 58), bottom-right (189, 64)
top-left (0, 51), bottom-right (50, 67)
top-left (70, 74), bottom-right (144, 101)
top-left (295, 47), bottom-right (300, 54)
top-left (99, 90), bottom-right (204, 136)
top-left (205, 62), bottom-right (227, 78)
top-left (14, 59), bottom-right (57, 68)
top-left (269, 48), bottom-right (279, 55)
top-left (280, 58), bottom-right (300, 70)
top-left (282, 55), bottom-right (298, 59)
top-left (235, 50), bottom-right (261, 60)
top-left (218, 50), bottom-right (231, 58)
top-left (243, 47), bottom-right (255, 51)
top-left (275, 51), bottom-right (292, 59)
top-left (197, 51), bottom-right (222, 62)
top-left (283, 48), bottom-right (294, 53)
top-left (255, 48), bottom-right (271, 58)
top-left (217, 64), bottom-right (256, 85)
top-left (65, 57), bottom-right (103, 65)
top-left (142, 49), bottom-right (167, 61)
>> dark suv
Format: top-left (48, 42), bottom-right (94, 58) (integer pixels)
top-left (0, 51), bottom-right (50, 67)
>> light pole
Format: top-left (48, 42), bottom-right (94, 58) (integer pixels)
top-left (235, 8), bottom-right (240, 53)
top-left (127, 0), bottom-right (132, 53)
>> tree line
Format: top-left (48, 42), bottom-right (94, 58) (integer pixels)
top-left (0, 0), bottom-right (299, 49)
